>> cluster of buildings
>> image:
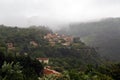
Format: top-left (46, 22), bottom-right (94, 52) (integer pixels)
top-left (44, 33), bottom-right (73, 46)
top-left (6, 33), bottom-right (80, 49)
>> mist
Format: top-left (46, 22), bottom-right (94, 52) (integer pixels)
top-left (0, 0), bottom-right (120, 29)
top-left (0, 1), bottom-right (120, 79)
top-left (0, 0), bottom-right (120, 61)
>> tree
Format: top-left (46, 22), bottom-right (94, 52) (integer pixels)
top-left (16, 56), bottom-right (43, 80)
top-left (0, 61), bottom-right (23, 80)
top-left (0, 52), bottom-right (5, 67)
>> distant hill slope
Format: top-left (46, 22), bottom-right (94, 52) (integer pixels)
top-left (67, 18), bottom-right (120, 61)
top-left (0, 25), bottom-right (101, 69)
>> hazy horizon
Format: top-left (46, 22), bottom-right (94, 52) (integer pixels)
top-left (0, 0), bottom-right (120, 29)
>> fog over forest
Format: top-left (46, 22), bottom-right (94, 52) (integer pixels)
top-left (58, 18), bottom-right (120, 61)
top-left (0, 0), bottom-right (120, 60)
top-left (0, 0), bottom-right (120, 80)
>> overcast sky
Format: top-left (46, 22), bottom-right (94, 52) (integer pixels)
top-left (0, 0), bottom-right (120, 28)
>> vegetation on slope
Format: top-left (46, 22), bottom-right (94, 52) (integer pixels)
top-left (59, 18), bottom-right (120, 61)
top-left (0, 25), bottom-right (120, 80)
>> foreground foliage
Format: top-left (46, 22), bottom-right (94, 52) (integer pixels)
top-left (41, 63), bottom-right (120, 80)
top-left (0, 52), bottom-right (43, 80)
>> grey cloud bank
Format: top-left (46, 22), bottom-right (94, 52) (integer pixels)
top-left (0, 0), bottom-right (120, 28)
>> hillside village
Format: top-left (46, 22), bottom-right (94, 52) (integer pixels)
top-left (4, 32), bottom-right (83, 76)
top-left (0, 26), bottom-right (104, 79)
top-left (44, 33), bottom-right (74, 46)
top-left (6, 32), bottom-right (80, 50)
top-left (44, 33), bottom-right (81, 47)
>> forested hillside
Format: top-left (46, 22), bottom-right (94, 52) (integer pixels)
top-left (0, 25), bottom-right (101, 70)
top-left (63, 18), bottom-right (120, 61)
top-left (0, 25), bottom-right (120, 80)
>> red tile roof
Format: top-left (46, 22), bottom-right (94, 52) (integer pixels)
top-left (43, 68), bottom-right (61, 76)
